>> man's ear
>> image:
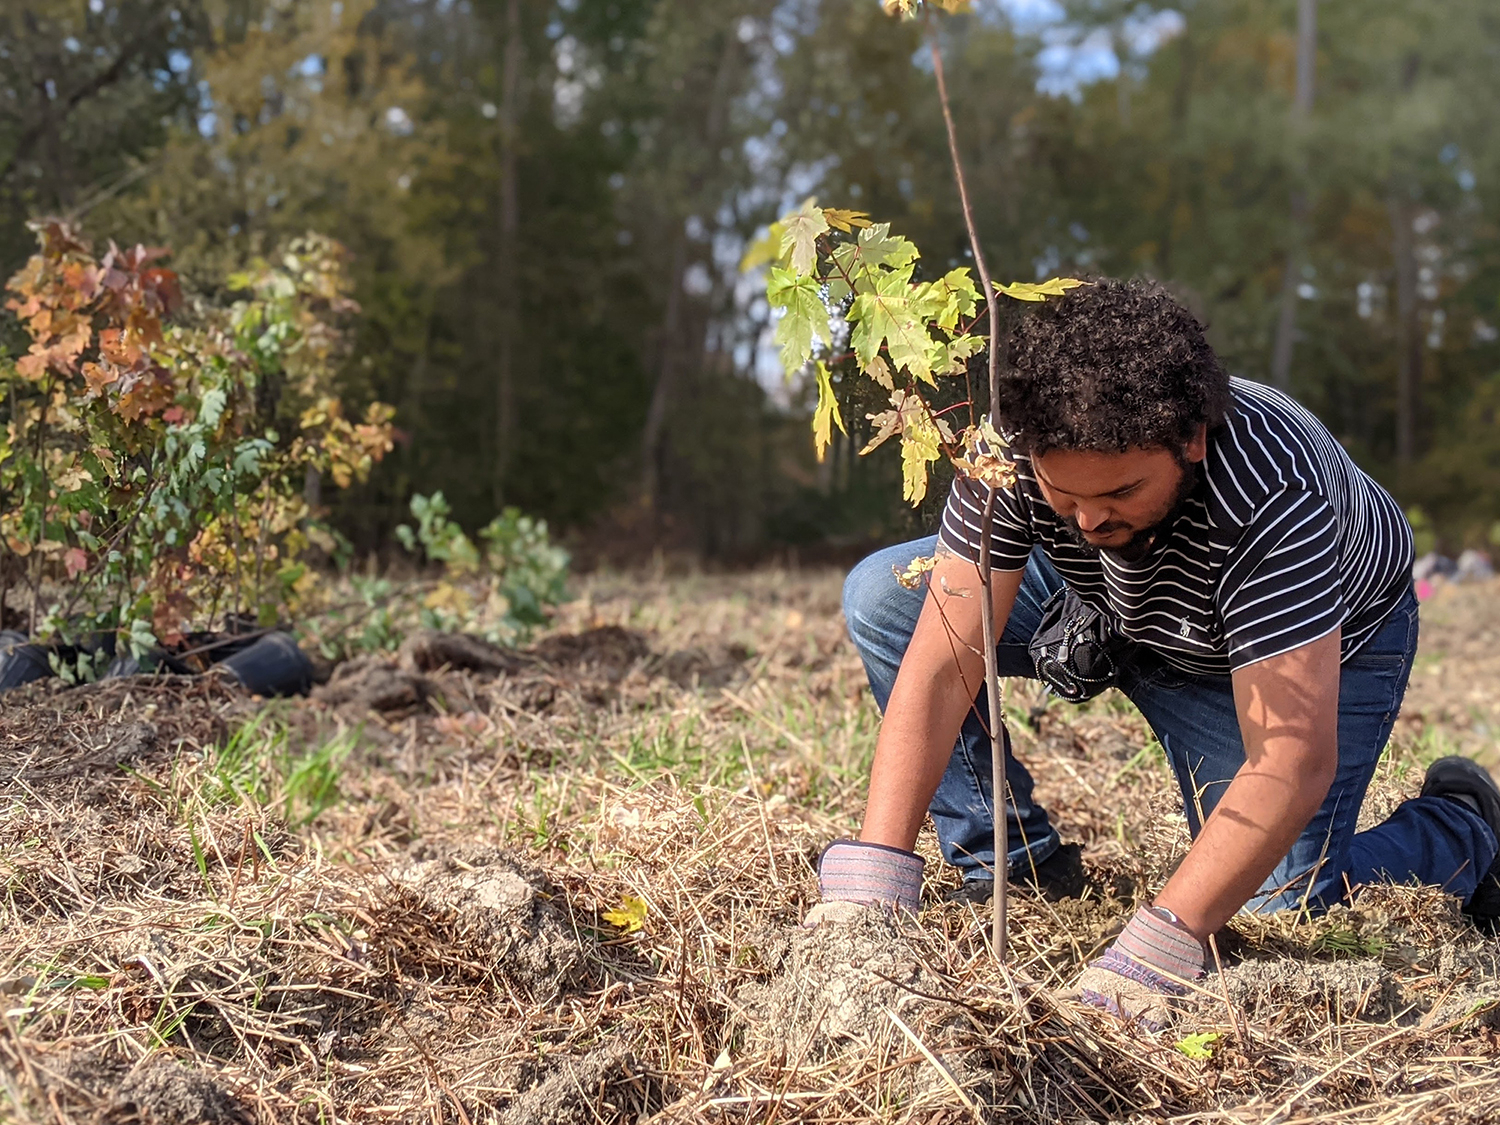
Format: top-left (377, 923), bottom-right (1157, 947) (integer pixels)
top-left (1184, 423), bottom-right (1208, 464)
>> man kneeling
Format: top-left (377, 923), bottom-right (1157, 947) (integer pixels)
top-left (818, 279), bottom-right (1500, 1026)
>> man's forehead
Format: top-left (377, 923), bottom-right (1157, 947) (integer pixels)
top-left (1032, 446), bottom-right (1177, 495)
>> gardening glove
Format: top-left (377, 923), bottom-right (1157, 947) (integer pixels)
top-left (1075, 905), bottom-right (1205, 1031)
top-left (802, 839), bottom-right (924, 926)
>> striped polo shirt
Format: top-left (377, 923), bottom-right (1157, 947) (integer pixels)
top-left (937, 378), bottom-right (1414, 675)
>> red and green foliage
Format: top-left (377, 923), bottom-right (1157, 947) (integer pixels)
top-left (1, 221), bottom-right (395, 661)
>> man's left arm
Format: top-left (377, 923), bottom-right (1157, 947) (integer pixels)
top-left (1153, 627), bottom-right (1342, 938)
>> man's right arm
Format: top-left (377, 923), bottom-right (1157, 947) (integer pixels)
top-left (858, 552), bottom-right (1025, 852)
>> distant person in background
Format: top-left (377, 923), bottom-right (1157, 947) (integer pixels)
top-left (811, 278), bottom-right (1500, 1028)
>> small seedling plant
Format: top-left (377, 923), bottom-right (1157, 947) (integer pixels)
top-left (0, 221), bottom-right (396, 667)
top-left (755, 0), bottom-right (1083, 957)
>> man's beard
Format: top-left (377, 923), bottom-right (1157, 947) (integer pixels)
top-left (1061, 456), bottom-right (1201, 564)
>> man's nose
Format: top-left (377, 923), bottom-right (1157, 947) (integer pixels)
top-left (1074, 504), bottom-right (1112, 532)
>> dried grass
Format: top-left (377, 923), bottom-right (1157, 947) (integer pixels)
top-left (1, 568), bottom-right (1498, 1124)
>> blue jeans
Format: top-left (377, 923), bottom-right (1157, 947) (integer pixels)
top-left (844, 538), bottom-right (1498, 915)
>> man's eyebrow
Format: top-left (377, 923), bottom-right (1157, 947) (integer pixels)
top-left (1034, 466), bottom-right (1144, 498)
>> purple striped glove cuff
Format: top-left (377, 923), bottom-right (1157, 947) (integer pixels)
top-left (818, 839), bottom-right (924, 913)
top-left (1077, 905), bottom-right (1205, 1030)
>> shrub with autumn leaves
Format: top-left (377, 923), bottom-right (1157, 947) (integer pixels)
top-left (0, 220), bottom-right (395, 666)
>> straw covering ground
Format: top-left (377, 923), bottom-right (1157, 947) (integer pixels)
top-left (2, 567), bottom-right (1499, 1124)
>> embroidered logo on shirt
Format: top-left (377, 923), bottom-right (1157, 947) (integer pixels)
top-left (1178, 618), bottom-right (1192, 638)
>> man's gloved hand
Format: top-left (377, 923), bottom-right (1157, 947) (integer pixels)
top-left (803, 839), bottom-right (924, 926)
top-left (1076, 905), bottom-right (1205, 1030)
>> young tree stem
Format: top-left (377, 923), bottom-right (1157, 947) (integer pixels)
top-left (928, 16), bottom-right (1008, 960)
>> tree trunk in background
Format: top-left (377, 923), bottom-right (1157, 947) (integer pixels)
top-left (492, 0), bottom-right (523, 509)
top-left (1269, 0), bottom-right (1316, 391)
top-left (641, 233), bottom-right (688, 511)
top-left (1389, 192), bottom-right (1420, 469)
top-left (640, 27), bottom-right (740, 512)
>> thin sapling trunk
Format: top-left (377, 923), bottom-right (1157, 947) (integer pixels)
top-left (928, 20), bottom-right (1009, 961)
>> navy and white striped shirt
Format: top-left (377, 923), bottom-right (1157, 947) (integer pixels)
top-left (938, 378), bottom-right (1414, 675)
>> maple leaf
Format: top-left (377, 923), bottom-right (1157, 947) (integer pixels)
top-left (861, 389), bottom-right (925, 455)
top-left (812, 362), bottom-right (846, 463)
top-left (767, 267), bottom-right (828, 373)
top-left (849, 265), bottom-right (934, 384)
top-left (740, 218), bottom-right (788, 273)
top-left (950, 419), bottom-right (1017, 489)
top-left (64, 547), bottom-right (89, 579)
top-left (993, 276), bottom-right (1088, 302)
top-left (893, 553), bottom-right (938, 589)
top-left (602, 894), bottom-right (648, 934)
top-left (779, 199), bottom-right (829, 278)
top-left (1175, 1032), bottom-right (1222, 1060)
top-left (900, 409), bottom-right (943, 506)
top-left (928, 333), bottom-right (986, 378)
top-left (822, 207), bottom-right (872, 233)
top-left (864, 354), bottom-right (895, 390)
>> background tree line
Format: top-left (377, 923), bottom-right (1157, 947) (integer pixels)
top-left (3, 0), bottom-right (1499, 560)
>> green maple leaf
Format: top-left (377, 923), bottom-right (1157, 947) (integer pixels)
top-left (928, 332), bottom-right (986, 378)
top-left (767, 267), bottom-right (827, 373)
top-left (993, 276), bottom-right (1088, 302)
top-left (812, 361), bottom-right (846, 463)
top-left (1174, 1032), bottom-right (1222, 1060)
top-left (849, 265), bottom-right (933, 384)
top-left (827, 223), bottom-right (920, 303)
top-left (779, 199), bottom-right (829, 278)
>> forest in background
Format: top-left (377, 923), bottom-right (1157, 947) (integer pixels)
top-left (4, 0), bottom-right (1500, 561)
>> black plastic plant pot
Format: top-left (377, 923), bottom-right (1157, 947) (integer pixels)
top-left (219, 632), bottom-right (316, 697)
top-left (0, 631), bottom-right (57, 692)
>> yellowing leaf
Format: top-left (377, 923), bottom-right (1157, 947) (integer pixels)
top-left (822, 207), bottom-right (872, 233)
top-left (740, 218), bottom-right (788, 273)
top-left (881, 0), bottom-right (917, 15)
top-left (602, 894), bottom-right (648, 934)
top-left (779, 199), bottom-right (829, 277)
top-left (1174, 1032), bottom-right (1222, 1060)
top-left (899, 409), bottom-right (943, 506)
top-left (767, 268), bottom-right (828, 373)
top-left (864, 354), bottom-right (895, 391)
top-left (993, 276), bottom-right (1088, 302)
top-left (812, 362), bottom-right (846, 462)
top-left (893, 553), bottom-right (938, 589)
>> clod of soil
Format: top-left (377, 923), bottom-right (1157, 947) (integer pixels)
top-left (528, 625), bottom-right (650, 678)
top-left (734, 911), bottom-right (958, 1056)
top-left (401, 629), bottom-right (523, 675)
top-left (111, 1057), bottom-right (248, 1124)
top-left (388, 845), bottom-right (585, 998)
top-left (497, 1040), bottom-right (638, 1125)
top-left (313, 656), bottom-right (435, 713)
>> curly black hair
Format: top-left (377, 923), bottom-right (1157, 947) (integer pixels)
top-left (995, 278), bottom-right (1230, 454)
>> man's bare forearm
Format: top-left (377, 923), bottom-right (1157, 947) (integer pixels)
top-left (1155, 628), bottom-right (1342, 938)
top-left (859, 555), bottom-right (1024, 851)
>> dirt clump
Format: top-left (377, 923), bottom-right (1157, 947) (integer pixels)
top-left (402, 629), bottom-right (524, 674)
top-left (651, 642), bottom-right (749, 688)
top-left (111, 1056), bottom-right (249, 1124)
top-left (314, 656), bottom-right (436, 713)
top-left (734, 910), bottom-right (958, 1056)
top-left (497, 1039), bottom-right (641, 1125)
top-left (388, 844), bottom-right (585, 997)
top-left (528, 625), bottom-right (649, 676)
